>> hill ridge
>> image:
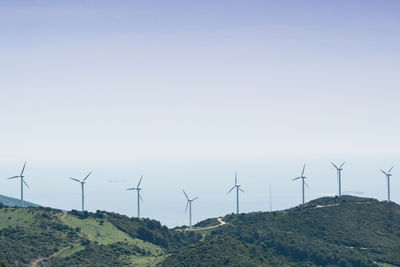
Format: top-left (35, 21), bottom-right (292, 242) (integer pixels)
top-left (0, 194), bottom-right (40, 207)
top-left (1, 196), bottom-right (399, 266)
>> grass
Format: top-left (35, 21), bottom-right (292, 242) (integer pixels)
top-left (59, 213), bottom-right (164, 256)
top-left (0, 207), bottom-right (41, 228)
top-left (54, 244), bottom-right (86, 259)
top-left (60, 213), bottom-right (131, 245)
top-left (0, 207), bottom-right (167, 266)
top-left (123, 254), bottom-right (168, 267)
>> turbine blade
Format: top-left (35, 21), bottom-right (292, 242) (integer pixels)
top-left (185, 201), bottom-right (189, 214)
top-left (235, 171), bottom-right (237, 185)
top-left (126, 188), bottom-right (136, 190)
top-left (292, 177), bottom-right (301, 181)
top-left (69, 178), bottom-right (81, 183)
top-left (20, 161), bottom-right (27, 176)
top-left (23, 179), bottom-right (30, 189)
top-left (304, 180), bottom-right (309, 188)
top-left (340, 162), bottom-right (346, 168)
top-left (228, 186), bottom-right (235, 194)
top-left (239, 188), bottom-right (245, 193)
top-left (182, 189), bottom-right (189, 200)
top-left (137, 175), bottom-right (143, 187)
top-left (192, 197), bottom-right (199, 201)
top-left (388, 166), bottom-right (394, 173)
top-left (380, 169), bottom-right (388, 175)
top-left (301, 164), bottom-right (306, 176)
top-left (331, 162), bottom-right (338, 169)
top-left (139, 194), bottom-right (143, 202)
top-left (83, 171), bottom-right (92, 181)
top-left (7, 176), bottom-right (19, 180)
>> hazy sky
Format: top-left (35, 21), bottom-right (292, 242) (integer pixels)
top-left (1, 1), bottom-right (400, 226)
top-left (1, 0), bottom-right (399, 162)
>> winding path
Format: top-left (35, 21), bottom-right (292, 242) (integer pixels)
top-left (192, 217), bottom-right (226, 231)
top-left (30, 246), bottom-right (69, 267)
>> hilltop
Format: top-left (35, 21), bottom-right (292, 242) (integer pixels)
top-left (1, 196), bottom-right (400, 266)
top-left (164, 196), bottom-right (400, 267)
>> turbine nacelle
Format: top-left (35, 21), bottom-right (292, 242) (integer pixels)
top-left (380, 167), bottom-right (393, 177)
top-left (126, 187), bottom-right (141, 191)
top-left (127, 176), bottom-right (144, 218)
top-left (6, 161), bottom-right (30, 207)
top-left (380, 166), bottom-right (394, 202)
top-left (331, 162), bottom-right (346, 171)
top-left (228, 172), bottom-right (245, 194)
top-left (292, 164), bottom-right (309, 204)
top-left (7, 161), bottom-right (30, 189)
top-left (183, 189), bottom-right (198, 203)
top-left (69, 171), bottom-right (92, 211)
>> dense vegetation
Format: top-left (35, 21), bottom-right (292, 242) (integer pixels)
top-left (92, 210), bottom-right (202, 250)
top-left (0, 195), bottom-right (399, 266)
top-left (0, 206), bottom-right (79, 265)
top-left (161, 236), bottom-right (292, 267)
top-left (193, 217), bottom-right (220, 228)
top-left (0, 203), bottom-right (200, 266)
top-left (165, 196), bottom-right (400, 266)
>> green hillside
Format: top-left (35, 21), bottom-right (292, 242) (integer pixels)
top-left (0, 194), bottom-right (40, 207)
top-left (1, 196), bottom-right (400, 266)
top-left (0, 203), bottom-right (201, 266)
top-left (164, 196), bottom-right (400, 267)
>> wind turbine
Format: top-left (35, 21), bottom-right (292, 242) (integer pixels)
top-left (380, 167), bottom-right (393, 202)
top-left (292, 164), bottom-right (308, 205)
top-left (228, 171), bottom-right (244, 214)
top-left (331, 162), bottom-right (345, 197)
top-left (182, 190), bottom-right (198, 230)
top-left (269, 184), bottom-right (272, 212)
top-left (7, 161), bottom-right (29, 207)
top-left (126, 176), bottom-right (143, 218)
top-left (69, 172), bottom-right (92, 211)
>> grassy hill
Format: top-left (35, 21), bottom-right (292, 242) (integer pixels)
top-left (163, 196), bottom-right (400, 267)
top-left (0, 194), bottom-right (40, 207)
top-left (1, 196), bottom-right (400, 266)
top-left (0, 203), bottom-right (201, 266)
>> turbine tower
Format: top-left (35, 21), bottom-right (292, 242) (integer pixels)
top-left (126, 176), bottom-right (143, 218)
top-left (292, 164), bottom-right (308, 204)
top-left (182, 190), bottom-right (198, 230)
top-left (331, 162), bottom-right (345, 197)
top-left (228, 171), bottom-right (244, 214)
top-left (69, 172), bottom-right (92, 211)
top-left (269, 184), bottom-right (272, 212)
top-left (380, 167), bottom-right (393, 202)
top-left (7, 161), bottom-right (29, 207)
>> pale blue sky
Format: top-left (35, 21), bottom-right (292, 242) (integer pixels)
top-left (1, 1), bottom-right (399, 225)
top-left (1, 0), bottom-right (400, 161)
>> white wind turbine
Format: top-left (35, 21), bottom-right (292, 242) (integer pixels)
top-left (7, 161), bottom-right (29, 207)
top-left (228, 171), bottom-right (244, 214)
top-left (126, 176), bottom-right (143, 218)
top-left (292, 164), bottom-right (308, 205)
top-left (380, 167), bottom-right (393, 202)
top-left (183, 190), bottom-right (199, 230)
top-left (331, 162), bottom-right (345, 197)
top-left (69, 172), bottom-right (92, 211)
